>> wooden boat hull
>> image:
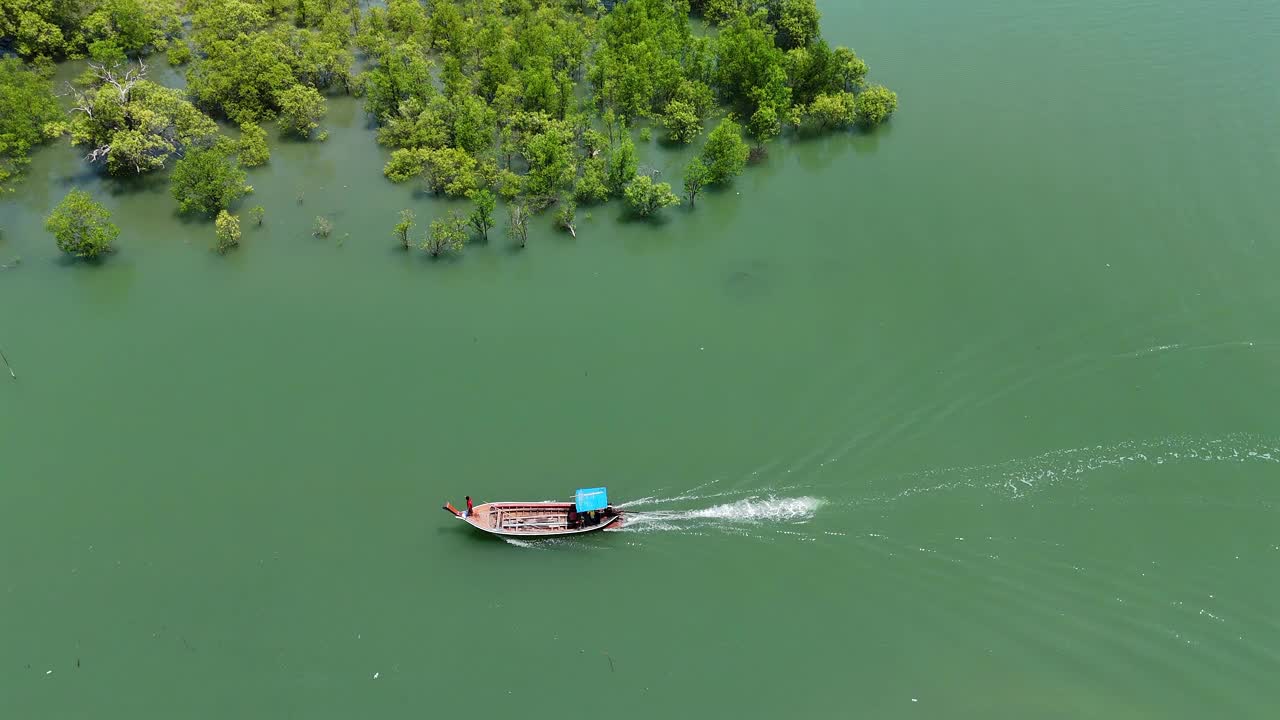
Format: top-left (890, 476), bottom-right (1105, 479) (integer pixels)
top-left (457, 501), bottom-right (624, 538)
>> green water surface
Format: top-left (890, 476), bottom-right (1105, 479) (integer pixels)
top-left (3, 1), bottom-right (1279, 718)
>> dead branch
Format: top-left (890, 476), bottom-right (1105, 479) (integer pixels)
top-left (86, 145), bottom-right (112, 164)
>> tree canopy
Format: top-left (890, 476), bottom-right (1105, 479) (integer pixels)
top-left (0, 59), bottom-right (63, 192)
top-left (169, 143), bottom-right (250, 215)
top-left (69, 61), bottom-right (219, 175)
top-left (357, 0), bottom-right (896, 211)
top-left (1, 0), bottom-right (180, 61)
top-left (6, 0), bottom-right (900, 263)
top-left (624, 174), bottom-right (679, 218)
top-left (701, 118), bottom-right (749, 184)
top-left (46, 188), bottom-right (118, 259)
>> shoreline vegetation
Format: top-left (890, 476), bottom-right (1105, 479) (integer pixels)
top-left (1, 0), bottom-right (897, 262)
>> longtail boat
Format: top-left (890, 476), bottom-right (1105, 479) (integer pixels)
top-left (442, 487), bottom-right (623, 538)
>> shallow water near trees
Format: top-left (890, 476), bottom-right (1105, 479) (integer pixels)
top-left (3, 1), bottom-right (1280, 717)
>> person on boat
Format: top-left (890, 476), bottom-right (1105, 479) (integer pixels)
top-left (567, 507), bottom-right (580, 528)
top-left (465, 496), bottom-right (473, 517)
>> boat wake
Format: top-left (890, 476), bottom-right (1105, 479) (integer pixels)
top-left (852, 432), bottom-right (1280, 502)
top-left (620, 495), bottom-right (823, 533)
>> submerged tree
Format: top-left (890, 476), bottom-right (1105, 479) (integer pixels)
top-left (69, 60), bottom-right (219, 175)
top-left (167, 42), bottom-right (193, 66)
top-left (248, 205), bottom-right (265, 226)
top-left (312, 215), bottom-right (333, 238)
top-left (854, 85), bottom-right (898, 128)
top-left (1, 0), bottom-right (179, 61)
top-left (214, 210), bottom-right (241, 254)
top-left (682, 157), bottom-right (710, 209)
top-left (45, 189), bottom-right (119, 259)
top-left (394, 208), bottom-right (415, 249)
top-left (169, 143), bottom-right (250, 215)
top-left (237, 121), bottom-right (270, 167)
top-left (701, 119), bottom-right (749, 185)
top-left (606, 135), bottom-right (639, 196)
top-left (424, 211), bottom-right (467, 257)
top-left (574, 157), bottom-right (610, 204)
top-left (506, 202), bottom-right (530, 248)
top-left (555, 198), bottom-right (577, 238)
top-left (0, 58), bottom-right (64, 193)
top-left (748, 105), bottom-right (781, 158)
top-left (808, 91), bottom-right (856, 130)
top-left (466, 189), bottom-right (495, 240)
top-left (15, 0), bottom-right (900, 264)
top-left (661, 100), bottom-right (702, 145)
top-left (276, 84), bottom-right (327, 139)
top-left (624, 175), bottom-right (680, 218)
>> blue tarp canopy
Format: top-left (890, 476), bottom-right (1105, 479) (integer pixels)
top-left (574, 487), bottom-right (609, 512)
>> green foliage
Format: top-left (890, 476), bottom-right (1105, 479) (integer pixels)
top-left (383, 147), bottom-right (430, 183)
top-left (169, 144), bottom-right (250, 215)
top-left (237, 121), bottom-right (270, 167)
top-left (11, 0), bottom-right (897, 259)
top-left (82, 0), bottom-right (180, 57)
top-left (393, 208), bottom-right (414, 249)
top-left (699, 0), bottom-right (745, 24)
top-left (276, 84), bottom-right (327, 138)
top-left (591, 0), bottom-right (691, 120)
top-left (832, 47), bottom-right (868, 92)
top-left (521, 117), bottom-right (578, 200)
top-left (582, 129), bottom-right (608, 159)
top-left (449, 94), bottom-right (497, 155)
top-left (0, 0), bottom-right (76, 60)
top-left (0, 58), bottom-right (63, 192)
top-left (854, 85), bottom-right (898, 128)
top-left (748, 104), bottom-right (781, 147)
top-left (191, 0), bottom-right (268, 43)
top-left (89, 40), bottom-right (128, 66)
top-left (682, 156), bottom-right (710, 208)
top-left (606, 135), bottom-right (639, 195)
top-left (69, 63), bottom-right (220, 175)
top-left (776, 0), bottom-right (821, 50)
top-left (701, 119), bottom-right (749, 184)
top-left (214, 209), bottom-right (241, 254)
top-left (188, 20), bottom-right (350, 124)
top-left (354, 0), bottom-right (893, 212)
top-left (466, 189), bottom-right (496, 240)
top-left (574, 157), bottom-right (610, 204)
top-left (45, 189), bottom-right (118, 259)
top-left (785, 41), bottom-right (859, 106)
top-left (167, 42), bottom-right (193, 66)
top-left (715, 11), bottom-right (786, 109)
top-left (188, 32), bottom-right (290, 122)
top-left (639, 127), bottom-right (652, 142)
top-left (661, 100), bottom-right (702, 144)
top-left (424, 211), bottom-right (467, 256)
top-left (312, 215), bottom-right (332, 237)
top-left (807, 91), bottom-right (856, 130)
top-left (423, 146), bottom-right (480, 197)
top-left (624, 174), bottom-right (680, 218)
top-left (361, 41), bottom-right (435, 122)
top-left (1, 0), bottom-right (178, 61)
top-left (249, 205), bottom-right (265, 226)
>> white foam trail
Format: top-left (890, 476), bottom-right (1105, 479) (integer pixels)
top-left (1118, 340), bottom-right (1277, 359)
top-left (833, 433), bottom-right (1280, 507)
top-left (622, 496), bottom-right (824, 533)
top-left (871, 434), bottom-right (1280, 501)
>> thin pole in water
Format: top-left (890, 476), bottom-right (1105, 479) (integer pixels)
top-left (0, 347), bottom-right (14, 379)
